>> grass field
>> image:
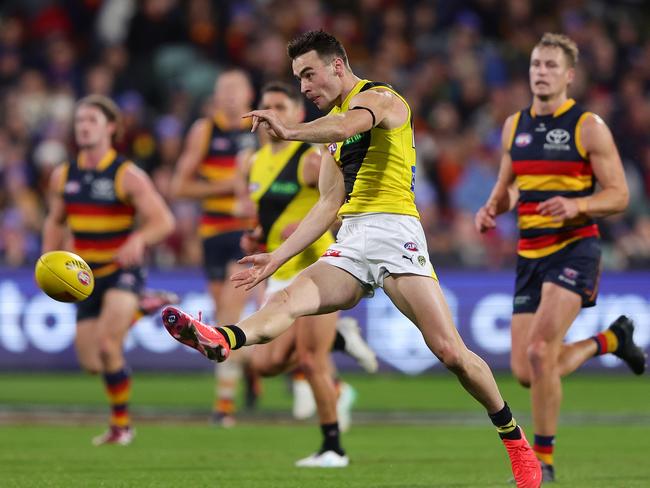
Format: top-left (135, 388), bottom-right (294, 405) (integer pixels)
top-left (1, 372), bottom-right (649, 487)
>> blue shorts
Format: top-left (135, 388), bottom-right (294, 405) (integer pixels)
top-left (513, 237), bottom-right (601, 314)
top-left (202, 231), bottom-right (244, 282)
top-left (76, 267), bottom-right (145, 321)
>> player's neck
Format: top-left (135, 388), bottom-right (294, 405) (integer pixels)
top-left (532, 93), bottom-right (568, 116)
top-left (215, 108), bottom-right (246, 129)
top-left (335, 73), bottom-right (363, 108)
top-left (80, 144), bottom-right (113, 168)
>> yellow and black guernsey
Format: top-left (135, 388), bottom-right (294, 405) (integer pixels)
top-left (327, 80), bottom-right (419, 218)
top-left (60, 149), bottom-right (135, 277)
top-left (249, 141), bottom-right (334, 280)
top-left (199, 113), bottom-right (257, 238)
top-left (509, 99), bottom-right (599, 259)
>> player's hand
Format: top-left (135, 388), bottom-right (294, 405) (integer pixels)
top-left (474, 203), bottom-right (497, 233)
top-left (537, 196), bottom-right (579, 220)
top-left (231, 252), bottom-right (280, 290)
top-left (233, 196), bottom-right (256, 218)
top-left (242, 109), bottom-right (288, 139)
top-left (115, 232), bottom-right (145, 267)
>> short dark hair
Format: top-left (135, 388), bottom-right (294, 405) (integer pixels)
top-left (76, 94), bottom-right (123, 142)
top-left (287, 30), bottom-right (349, 67)
top-left (261, 81), bottom-right (303, 104)
top-left (536, 33), bottom-right (579, 67)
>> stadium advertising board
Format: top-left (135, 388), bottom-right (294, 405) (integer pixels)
top-left (1, 268), bottom-right (648, 373)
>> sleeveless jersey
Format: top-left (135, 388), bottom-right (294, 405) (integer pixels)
top-left (198, 114), bottom-right (257, 238)
top-left (249, 141), bottom-right (334, 280)
top-left (327, 80), bottom-right (419, 218)
top-left (60, 148), bottom-right (135, 276)
top-left (509, 99), bottom-right (598, 259)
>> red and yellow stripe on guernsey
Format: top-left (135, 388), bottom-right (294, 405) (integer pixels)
top-left (199, 155), bottom-right (250, 237)
top-left (66, 202), bottom-right (135, 267)
top-left (515, 159), bottom-right (598, 258)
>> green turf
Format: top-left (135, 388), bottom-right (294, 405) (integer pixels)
top-left (1, 372), bottom-right (649, 487)
top-left (1, 424), bottom-right (649, 487)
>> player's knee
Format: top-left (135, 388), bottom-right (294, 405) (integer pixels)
top-left (527, 339), bottom-right (553, 372)
top-left (99, 335), bottom-right (122, 361)
top-left (434, 342), bottom-right (466, 373)
top-left (296, 350), bottom-right (316, 375)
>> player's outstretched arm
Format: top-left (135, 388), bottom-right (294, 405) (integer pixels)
top-left (42, 164), bottom-right (69, 253)
top-left (243, 89), bottom-right (394, 143)
top-left (475, 114), bottom-right (518, 233)
top-left (170, 119), bottom-right (239, 200)
top-left (232, 151), bottom-right (345, 290)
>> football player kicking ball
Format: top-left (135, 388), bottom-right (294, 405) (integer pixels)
top-left (162, 30), bottom-right (540, 487)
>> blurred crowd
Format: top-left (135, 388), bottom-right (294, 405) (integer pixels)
top-left (1, 0), bottom-right (649, 270)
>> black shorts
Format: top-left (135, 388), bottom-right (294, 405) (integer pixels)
top-left (202, 231), bottom-right (245, 281)
top-left (76, 267), bottom-right (145, 321)
top-left (513, 237), bottom-right (602, 314)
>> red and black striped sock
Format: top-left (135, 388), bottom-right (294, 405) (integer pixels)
top-left (103, 367), bottom-right (131, 429)
top-left (533, 434), bottom-right (555, 466)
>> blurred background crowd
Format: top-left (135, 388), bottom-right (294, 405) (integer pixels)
top-left (1, 0), bottom-right (649, 271)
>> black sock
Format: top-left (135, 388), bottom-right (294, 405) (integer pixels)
top-left (489, 402), bottom-right (522, 440)
top-left (215, 325), bottom-right (246, 350)
top-left (331, 331), bottom-right (346, 352)
top-left (319, 422), bottom-right (345, 456)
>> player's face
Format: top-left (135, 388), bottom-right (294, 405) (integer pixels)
top-left (214, 71), bottom-right (253, 114)
top-left (292, 50), bottom-right (340, 111)
top-left (74, 104), bottom-right (114, 149)
top-left (529, 46), bottom-right (574, 101)
top-left (260, 91), bottom-right (303, 140)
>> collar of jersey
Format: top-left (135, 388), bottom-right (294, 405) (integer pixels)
top-left (77, 148), bottom-right (117, 171)
top-left (338, 79), bottom-right (369, 111)
top-left (530, 98), bottom-right (575, 118)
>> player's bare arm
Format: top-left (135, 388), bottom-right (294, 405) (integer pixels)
top-left (243, 89), bottom-right (404, 143)
top-left (42, 164), bottom-right (69, 252)
top-left (116, 164), bottom-right (175, 267)
top-left (171, 119), bottom-right (239, 199)
top-left (537, 114), bottom-right (629, 219)
top-left (475, 114), bottom-right (519, 233)
top-left (232, 151), bottom-right (345, 290)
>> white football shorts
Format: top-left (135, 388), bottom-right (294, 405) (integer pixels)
top-left (319, 213), bottom-right (437, 295)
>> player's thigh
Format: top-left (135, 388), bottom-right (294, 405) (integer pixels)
top-left (383, 274), bottom-right (465, 353)
top-left (250, 325), bottom-right (298, 375)
top-left (530, 282), bottom-right (582, 345)
top-left (282, 262), bottom-right (366, 317)
top-left (97, 289), bottom-right (139, 343)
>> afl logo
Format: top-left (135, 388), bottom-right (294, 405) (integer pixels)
top-left (514, 133), bottom-right (532, 147)
top-left (327, 143), bottom-right (338, 155)
top-left (403, 242), bottom-right (418, 252)
top-left (77, 270), bottom-right (91, 286)
top-left (546, 129), bottom-right (570, 145)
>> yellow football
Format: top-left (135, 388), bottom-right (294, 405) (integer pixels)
top-left (35, 251), bottom-right (95, 302)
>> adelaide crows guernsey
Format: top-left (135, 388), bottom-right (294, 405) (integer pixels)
top-left (198, 113), bottom-right (257, 238)
top-left (509, 99), bottom-right (598, 259)
top-left (327, 80), bottom-right (419, 219)
top-left (249, 141), bottom-right (334, 280)
top-left (60, 149), bottom-right (135, 276)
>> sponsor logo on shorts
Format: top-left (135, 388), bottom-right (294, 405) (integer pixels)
top-left (558, 267), bottom-right (579, 286)
top-left (402, 255), bottom-right (414, 264)
top-left (514, 133), bottom-right (533, 147)
top-left (417, 255), bottom-right (426, 267)
top-left (77, 271), bottom-right (91, 286)
top-left (118, 272), bottom-right (137, 287)
top-left (403, 242), bottom-right (418, 252)
top-left (322, 249), bottom-right (341, 257)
